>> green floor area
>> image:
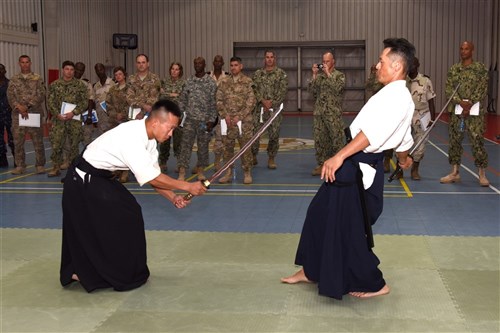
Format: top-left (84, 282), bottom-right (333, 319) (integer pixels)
top-left (1, 228), bottom-right (499, 333)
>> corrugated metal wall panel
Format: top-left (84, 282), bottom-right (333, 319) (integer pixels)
top-left (0, 42), bottom-right (40, 79)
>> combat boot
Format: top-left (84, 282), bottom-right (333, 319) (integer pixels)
top-left (60, 161), bottom-right (70, 170)
top-left (243, 170), bottom-right (253, 184)
top-left (119, 170), bottom-right (129, 183)
top-left (440, 165), bottom-right (460, 183)
top-left (478, 168), bottom-right (490, 187)
top-left (196, 166), bottom-right (206, 181)
top-left (11, 167), bottom-right (25, 175)
top-left (268, 157), bottom-right (277, 169)
top-left (218, 169), bottom-right (233, 183)
top-left (311, 165), bottom-right (322, 176)
top-left (35, 166), bottom-right (46, 174)
top-left (411, 162), bottom-right (420, 180)
top-left (178, 167), bottom-right (186, 181)
top-left (47, 166), bottom-right (61, 177)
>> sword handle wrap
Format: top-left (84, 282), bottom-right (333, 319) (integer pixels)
top-left (183, 179), bottom-right (211, 201)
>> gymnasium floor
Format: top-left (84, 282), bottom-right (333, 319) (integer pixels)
top-left (1, 115), bottom-right (499, 333)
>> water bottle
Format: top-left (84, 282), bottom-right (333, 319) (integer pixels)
top-left (459, 118), bottom-right (465, 132)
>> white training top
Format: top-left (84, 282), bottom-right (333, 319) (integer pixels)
top-left (83, 119), bottom-right (160, 186)
top-left (350, 80), bottom-right (414, 153)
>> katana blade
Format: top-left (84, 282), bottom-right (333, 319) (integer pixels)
top-left (184, 103), bottom-right (284, 200)
top-left (388, 83), bottom-right (460, 182)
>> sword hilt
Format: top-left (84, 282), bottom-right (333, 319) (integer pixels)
top-left (183, 179), bottom-right (211, 201)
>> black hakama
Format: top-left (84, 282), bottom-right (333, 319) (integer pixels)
top-left (60, 157), bottom-right (150, 292)
top-left (295, 151), bottom-right (385, 300)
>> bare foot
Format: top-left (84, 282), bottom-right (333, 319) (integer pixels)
top-left (349, 284), bottom-right (390, 298)
top-left (71, 273), bottom-right (80, 281)
top-left (281, 268), bottom-right (312, 284)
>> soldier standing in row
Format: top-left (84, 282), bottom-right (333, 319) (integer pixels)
top-left (92, 63), bottom-right (114, 135)
top-left (308, 51), bottom-right (345, 176)
top-left (406, 57), bottom-right (436, 180)
top-left (0, 64), bottom-right (14, 168)
top-left (252, 50), bottom-right (288, 170)
top-left (440, 40), bottom-right (489, 187)
top-left (7, 55), bottom-right (46, 174)
top-left (177, 57), bottom-right (217, 181)
top-left (217, 56), bottom-right (256, 184)
top-left (126, 54), bottom-right (161, 120)
top-left (75, 62), bottom-right (95, 153)
top-left (159, 62), bottom-right (186, 172)
top-left (47, 61), bottom-right (87, 177)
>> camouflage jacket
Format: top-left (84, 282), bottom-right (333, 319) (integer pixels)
top-left (252, 66), bottom-right (288, 110)
top-left (48, 78), bottom-right (88, 118)
top-left (445, 61), bottom-right (488, 113)
top-left (409, 73), bottom-right (436, 111)
top-left (179, 74), bottom-right (217, 122)
top-left (7, 72), bottom-right (46, 115)
top-left (365, 71), bottom-right (383, 95)
top-left (126, 72), bottom-right (161, 109)
top-left (106, 83), bottom-right (129, 121)
top-left (159, 77), bottom-right (186, 105)
top-left (216, 74), bottom-right (256, 120)
top-left (308, 69), bottom-right (345, 116)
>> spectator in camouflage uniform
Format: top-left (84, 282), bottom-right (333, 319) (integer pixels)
top-left (216, 56), bottom-right (256, 184)
top-left (406, 57), bottom-right (436, 180)
top-left (74, 62), bottom-right (95, 158)
top-left (126, 54), bottom-right (161, 120)
top-left (107, 66), bottom-right (129, 129)
top-left (177, 57), bottom-right (217, 181)
top-left (440, 41), bottom-right (489, 187)
top-left (0, 64), bottom-right (14, 168)
top-left (92, 63), bottom-right (114, 134)
top-left (47, 61), bottom-right (88, 177)
top-left (308, 51), bottom-right (345, 176)
top-left (159, 62), bottom-right (185, 172)
top-left (208, 55), bottom-right (229, 171)
top-left (251, 50), bottom-right (288, 170)
top-left (106, 66), bottom-right (130, 183)
top-left (7, 55), bottom-right (46, 174)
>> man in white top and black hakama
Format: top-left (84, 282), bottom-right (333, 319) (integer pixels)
top-left (282, 38), bottom-right (415, 300)
top-left (60, 99), bottom-right (207, 292)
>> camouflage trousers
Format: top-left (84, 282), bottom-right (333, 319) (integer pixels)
top-left (50, 119), bottom-right (83, 166)
top-left (159, 127), bottom-right (183, 165)
top-left (222, 118), bottom-right (254, 171)
top-left (11, 112), bottom-right (46, 168)
top-left (82, 108), bottom-right (111, 145)
top-left (313, 114), bottom-right (345, 165)
top-left (0, 110), bottom-right (14, 156)
top-left (178, 118), bottom-right (212, 169)
top-left (212, 122), bottom-right (223, 158)
top-left (410, 119), bottom-right (428, 162)
top-left (448, 113), bottom-right (488, 168)
top-left (251, 107), bottom-right (283, 158)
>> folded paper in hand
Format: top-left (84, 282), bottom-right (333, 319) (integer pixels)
top-left (19, 113), bottom-right (40, 127)
top-left (455, 102), bottom-right (480, 116)
top-left (60, 102), bottom-right (81, 121)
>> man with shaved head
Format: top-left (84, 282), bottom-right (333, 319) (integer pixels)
top-left (440, 41), bottom-right (489, 186)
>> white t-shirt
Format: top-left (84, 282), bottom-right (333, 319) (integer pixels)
top-left (83, 119), bottom-right (160, 186)
top-left (350, 80), bottom-right (414, 153)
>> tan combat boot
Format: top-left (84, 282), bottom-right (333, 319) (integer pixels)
top-left (60, 161), bottom-right (70, 170)
top-left (35, 166), bottom-right (46, 174)
top-left (440, 165), bottom-right (460, 183)
top-left (178, 167), bottom-right (186, 181)
top-left (311, 165), bottom-right (322, 176)
top-left (119, 170), bottom-right (129, 183)
top-left (218, 169), bottom-right (233, 183)
top-left (478, 168), bottom-right (490, 187)
top-left (411, 162), bottom-right (420, 180)
top-left (196, 166), bottom-right (206, 181)
top-left (11, 167), bottom-right (25, 175)
top-left (243, 170), bottom-right (253, 184)
top-left (268, 157), bottom-right (277, 169)
top-left (47, 166), bottom-right (61, 177)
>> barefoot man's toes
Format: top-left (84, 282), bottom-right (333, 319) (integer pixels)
top-left (281, 268), bottom-right (311, 284)
top-left (349, 284), bottom-right (390, 298)
top-left (72, 274), bottom-right (80, 281)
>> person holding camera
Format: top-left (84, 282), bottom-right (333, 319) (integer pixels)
top-left (177, 57), bottom-right (218, 181)
top-left (308, 51), bottom-right (346, 176)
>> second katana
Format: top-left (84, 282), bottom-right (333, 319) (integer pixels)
top-left (184, 103), bottom-right (284, 200)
